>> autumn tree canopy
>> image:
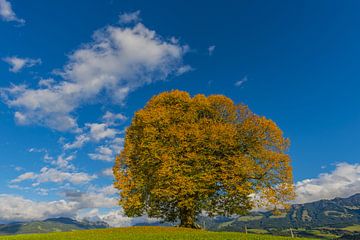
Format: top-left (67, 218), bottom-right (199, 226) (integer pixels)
top-left (113, 90), bottom-right (294, 228)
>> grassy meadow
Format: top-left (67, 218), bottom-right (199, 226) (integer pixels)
top-left (342, 224), bottom-right (360, 232)
top-left (0, 227), bottom-right (314, 240)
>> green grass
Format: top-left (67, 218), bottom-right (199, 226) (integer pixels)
top-left (300, 229), bottom-right (338, 239)
top-left (237, 215), bottom-right (263, 221)
top-left (247, 228), bottom-right (269, 234)
top-left (342, 224), bottom-right (360, 232)
top-left (0, 227), bottom-right (315, 240)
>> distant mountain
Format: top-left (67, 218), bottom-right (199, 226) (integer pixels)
top-left (0, 217), bottom-right (109, 235)
top-left (200, 193), bottom-right (360, 238)
top-left (210, 193), bottom-right (360, 230)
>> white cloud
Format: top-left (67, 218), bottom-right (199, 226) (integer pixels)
top-left (63, 134), bottom-right (90, 150)
top-left (234, 76), bottom-right (248, 87)
top-left (0, 0), bottom-right (24, 24)
top-left (49, 155), bottom-right (76, 170)
top-left (89, 137), bottom-right (123, 162)
top-left (88, 210), bottom-right (158, 227)
top-left (3, 57), bottom-right (41, 73)
top-left (109, 137), bottom-right (124, 153)
top-left (63, 186), bottom-right (117, 209)
top-left (10, 172), bottom-right (36, 183)
top-left (0, 185), bottom-right (118, 222)
top-left (38, 153), bottom-right (75, 170)
top-left (11, 167), bottom-right (96, 186)
top-left (14, 166), bottom-right (23, 171)
top-left (102, 168), bottom-right (113, 177)
top-left (102, 111), bottom-right (127, 126)
top-left (86, 123), bottom-right (118, 141)
top-left (0, 195), bottom-right (77, 222)
top-left (1, 18), bottom-right (189, 131)
top-left (38, 78), bottom-right (56, 88)
top-left (119, 10), bottom-right (141, 24)
top-left (100, 185), bottom-right (117, 196)
top-left (14, 111), bottom-right (27, 124)
top-left (176, 65), bottom-right (193, 75)
top-left (73, 186), bottom-right (158, 227)
top-left (62, 111), bottom-right (125, 151)
top-left (89, 146), bottom-right (114, 162)
top-left (28, 148), bottom-right (47, 153)
top-left (208, 45), bottom-right (216, 56)
top-left (35, 167), bottom-right (97, 185)
top-left (295, 162), bottom-right (360, 204)
top-left (35, 188), bottom-right (50, 196)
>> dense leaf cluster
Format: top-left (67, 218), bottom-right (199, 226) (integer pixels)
top-left (113, 90), bottom-right (294, 227)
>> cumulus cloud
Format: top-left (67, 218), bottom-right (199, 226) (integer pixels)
top-left (3, 57), bottom-right (41, 73)
top-left (295, 162), bottom-right (360, 204)
top-left (47, 154), bottom-right (76, 170)
top-left (1, 18), bottom-right (189, 131)
top-left (0, 185), bottom-right (118, 223)
top-left (11, 167), bottom-right (96, 186)
top-left (89, 146), bottom-right (114, 162)
top-left (119, 10), bottom-right (141, 24)
top-left (0, 195), bottom-right (77, 222)
top-left (86, 123), bottom-right (118, 142)
top-left (62, 112), bottom-right (124, 163)
top-left (0, 0), bottom-right (24, 24)
top-left (63, 187), bottom-right (117, 209)
top-left (88, 137), bottom-right (123, 162)
top-left (102, 168), bottom-right (113, 177)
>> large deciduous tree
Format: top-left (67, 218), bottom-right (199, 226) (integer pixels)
top-left (113, 90), bottom-right (294, 228)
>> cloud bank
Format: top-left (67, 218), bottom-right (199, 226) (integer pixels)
top-left (0, 185), bottom-right (117, 223)
top-left (295, 162), bottom-right (360, 203)
top-left (3, 162), bottom-right (359, 225)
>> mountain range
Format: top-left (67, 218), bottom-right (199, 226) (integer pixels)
top-left (201, 193), bottom-right (360, 239)
top-left (0, 217), bottom-right (108, 235)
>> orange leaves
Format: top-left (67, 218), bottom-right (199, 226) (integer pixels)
top-left (113, 90), bottom-right (295, 226)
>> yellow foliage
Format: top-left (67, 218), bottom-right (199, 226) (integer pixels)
top-left (113, 90), bottom-right (294, 228)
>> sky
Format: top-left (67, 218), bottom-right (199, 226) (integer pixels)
top-left (0, 0), bottom-right (359, 226)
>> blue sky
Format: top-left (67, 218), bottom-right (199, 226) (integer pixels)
top-left (0, 0), bottom-right (359, 225)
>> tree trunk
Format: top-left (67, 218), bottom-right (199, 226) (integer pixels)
top-left (179, 208), bottom-right (198, 228)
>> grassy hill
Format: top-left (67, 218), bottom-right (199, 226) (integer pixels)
top-left (0, 227), bottom-right (313, 240)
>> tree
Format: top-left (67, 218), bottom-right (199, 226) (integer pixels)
top-left (113, 90), bottom-right (294, 228)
